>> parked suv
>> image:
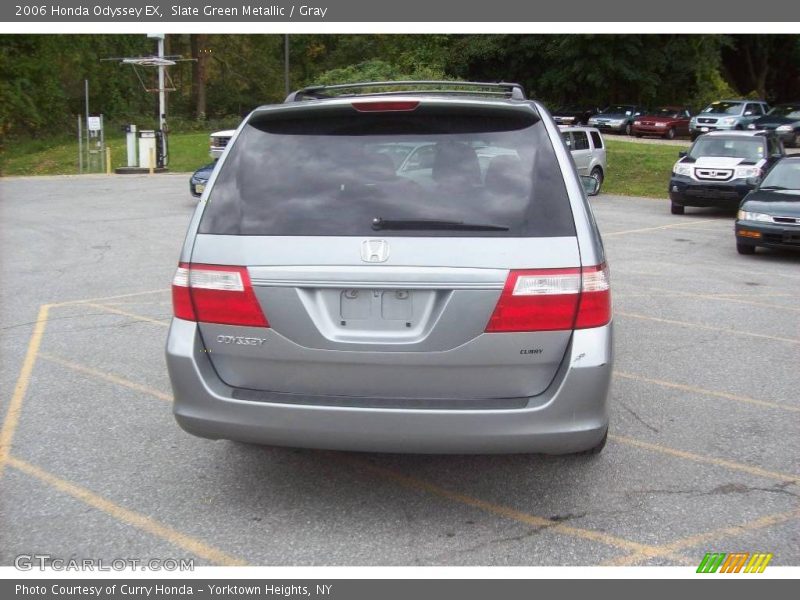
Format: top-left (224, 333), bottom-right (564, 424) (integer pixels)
top-left (560, 126), bottom-right (607, 193)
top-left (587, 104), bottom-right (644, 135)
top-left (669, 130), bottom-right (785, 215)
top-left (166, 81), bottom-right (613, 455)
top-left (689, 100), bottom-right (769, 140)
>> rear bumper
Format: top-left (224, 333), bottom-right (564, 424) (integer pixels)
top-left (166, 319), bottom-right (613, 454)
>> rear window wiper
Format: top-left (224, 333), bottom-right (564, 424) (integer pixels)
top-left (371, 217), bottom-right (510, 232)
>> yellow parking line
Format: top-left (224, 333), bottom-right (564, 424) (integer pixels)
top-left (605, 508), bottom-right (800, 566)
top-left (604, 219), bottom-right (719, 237)
top-left (614, 371), bottom-right (800, 413)
top-left (7, 456), bottom-right (248, 566)
top-left (339, 454), bottom-right (688, 560)
top-left (86, 303), bottom-right (170, 327)
top-left (0, 304), bottom-right (50, 480)
top-left (54, 288), bottom-right (170, 307)
top-left (40, 353), bottom-right (172, 403)
top-left (615, 310), bottom-right (800, 345)
top-left (636, 286), bottom-right (800, 313)
top-left (610, 435), bottom-right (800, 484)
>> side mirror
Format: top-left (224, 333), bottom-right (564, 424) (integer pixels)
top-left (580, 175), bottom-right (600, 197)
top-left (678, 151), bottom-right (687, 158)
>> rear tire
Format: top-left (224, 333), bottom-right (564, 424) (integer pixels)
top-left (665, 127), bottom-right (676, 140)
top-left (671, 202), bottom-right (685, 215)
top-left (737, 243), bottom-right (756, 255)
top-left (589, 167), bottom-right (603, 195)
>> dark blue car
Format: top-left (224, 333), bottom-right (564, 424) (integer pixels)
top-left (190, 162), bottom-right (216, 198)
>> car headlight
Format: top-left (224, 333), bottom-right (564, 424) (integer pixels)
top-left (733, 166), bottom-right (762, 179)
top-left (738, 210), bottom-right (772, 223)
top-left (746, 123), bottom-right (756, 130)
top-left (776, 125), bottom-right (793, 132)
top-left (633, 120), bottom-right (642, 126)
top-left (719, 117), bottom-right (737, 126)
top-left (673, 163), bottom-right (692, 177)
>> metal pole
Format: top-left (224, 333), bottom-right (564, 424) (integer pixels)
top-left (84, 79), bottom-right (90, 172)
top-left (78, 116), bottom-right (83, 174)
top-left (157, 36), bottom-right (168, 167)
top-left (284, 34), bottom-right (290, 97)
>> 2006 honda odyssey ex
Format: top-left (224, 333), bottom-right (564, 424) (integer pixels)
top-left (166, 81), bottom-right (613, 454)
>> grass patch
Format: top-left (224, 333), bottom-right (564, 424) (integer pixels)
top-left (1, 131), bottom-right (214, 176)
top-left (603, 138), bottom-right (683, 198)
top-left (2, 131), bottom-right (682, 200)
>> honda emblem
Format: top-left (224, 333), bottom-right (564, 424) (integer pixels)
top-left (361, 239), bottom-right (390, 263)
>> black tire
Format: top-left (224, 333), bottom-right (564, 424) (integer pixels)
top-left (589, 167), bottom-right (603, 195)
top-left (671, 202), bottom-right (685, 215)
top-left (577, 428), bottom-right (608, 455)
top-left (665, 127), bottom-right (676, 140)
top-left (737, 243), bottom-right (756, 255)
top-left (634, 133), bottom-right (642, 138)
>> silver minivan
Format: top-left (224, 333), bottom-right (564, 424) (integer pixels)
top-left (166, 81), bottom-right (613, 454)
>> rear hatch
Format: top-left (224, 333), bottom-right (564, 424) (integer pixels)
top-left (184, 99), bottom-right (593, 400)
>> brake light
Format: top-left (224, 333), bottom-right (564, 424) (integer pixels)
top-left (351, 100), bottom-right (420, 112)
top-left (485, 264), bottom-right (610, 332)
top-left (172, 263), bottom-right (269, 327)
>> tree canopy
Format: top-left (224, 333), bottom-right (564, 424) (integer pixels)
top-left (1, 34), bottom-right (798, 138)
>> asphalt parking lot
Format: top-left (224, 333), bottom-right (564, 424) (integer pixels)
top-left (1, 173), bottom-right (798, 567)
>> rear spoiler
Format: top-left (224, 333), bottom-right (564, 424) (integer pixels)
top-left (284, 81), bottom-right (527, 103)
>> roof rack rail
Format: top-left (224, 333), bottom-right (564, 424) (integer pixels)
top-left (284, 80), bottom-right (527, 103)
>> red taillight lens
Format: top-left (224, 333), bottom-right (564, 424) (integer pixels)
top-left (351, 100), bottom-right (420, 112)
top-left (171, 263), bottom-right (269, 328)
top-left (574, 264), bottom-right (612, 329)
top-left (485, 264), bottom-right (610, 333)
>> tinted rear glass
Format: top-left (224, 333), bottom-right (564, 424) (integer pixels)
top-left (199, 105), bottom-right (575, 237)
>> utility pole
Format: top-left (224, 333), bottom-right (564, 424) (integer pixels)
top-left (284, 34), bottom-right (290, 97)
top-left (147, 33), bottom-right (168, 167)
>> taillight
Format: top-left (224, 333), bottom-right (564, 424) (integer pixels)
top-left (485, 264), bottom-right (610, 333)
top-left (351, 100), bottom-right (420, 112)
top-left (171, 263), bottom-right (269, 327)
top-left (574, 264), bottom-right (612, 329)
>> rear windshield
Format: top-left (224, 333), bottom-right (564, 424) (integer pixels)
top-left (199, 105), bottom-right (576, 237)
top-left (689, 137), bottom-right (766, 161)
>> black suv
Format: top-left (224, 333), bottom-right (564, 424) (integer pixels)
top-left (668, 130), bottom-right (785, 215)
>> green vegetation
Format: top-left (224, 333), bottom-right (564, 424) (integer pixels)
top-left (1, 131), bottom-right (212, 176)
top-left (3, 34), bottom-right (800, 142)
top-left (603, 139), bottom-right (683, 198)
top-left (2, 130), bottom-right (682, 199)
